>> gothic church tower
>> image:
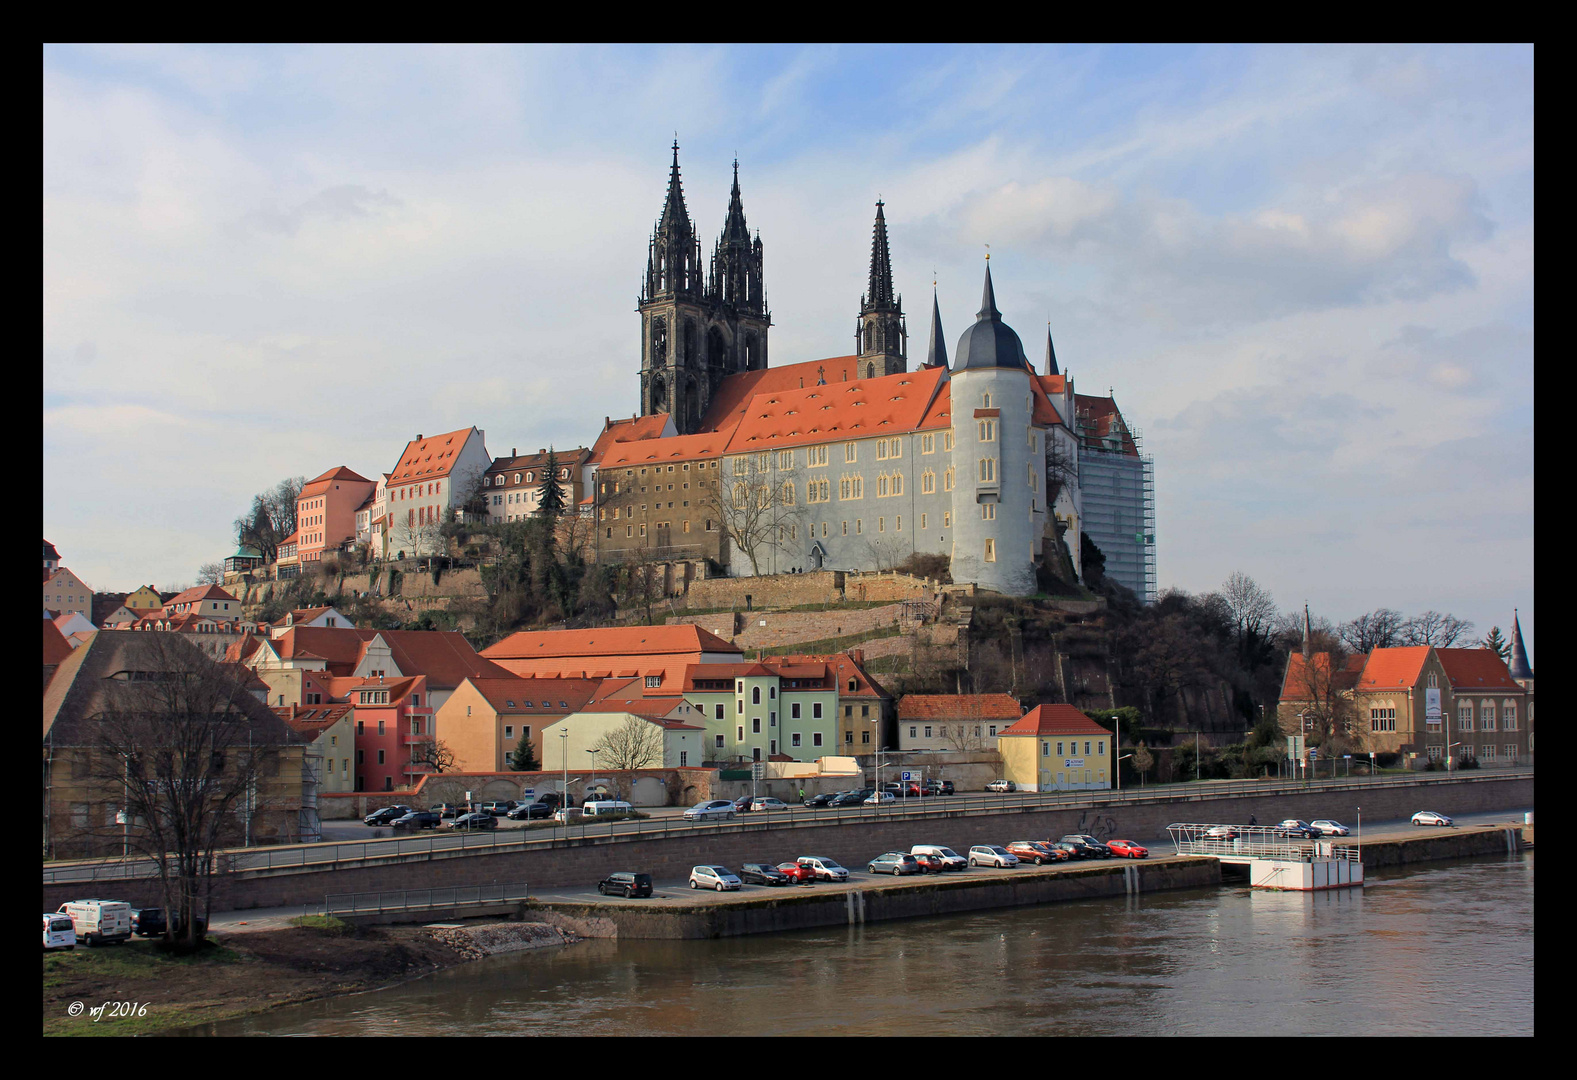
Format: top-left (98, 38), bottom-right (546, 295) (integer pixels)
top-left (638, 144), bottom-right (770, 435)
top-left (855, 201), bottom-right (906, 379)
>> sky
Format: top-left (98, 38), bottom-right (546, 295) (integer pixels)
top-left (42, 44), bottom-right (1535, 658)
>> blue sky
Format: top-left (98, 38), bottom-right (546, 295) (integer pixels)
top-left (42, 44), bottom-right (1534, 656)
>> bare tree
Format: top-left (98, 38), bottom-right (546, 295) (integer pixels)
top-left (408, 738), bottom-right (459, 775)
top-left (392, 511), bottom-right (443, 564)
top-left (1285, 641), bottom-right (1363, 754)
top-left (703, 453), bottom-right (803, 575)
top-left (232, 475), bottom-right (305, 565)
top-left (864, 533), bottom-right (909, 572)
top-left (1044, 428), bottom-right (1078, 508)
top-left (197, 562), bottom-right (225, 585)
top-left (1339, 608), bottom-right (1407, 654)
top-left (1219, 572), bottom-right (1276, 643)
top-left (87, 633), bottom-right (299, 950)
top-left (1403, 610), bottom-right (1476, 647)
top-left (589, 715), bottom-right (666, 800)
top-left (1131, 741), bottom-right (1154, 784)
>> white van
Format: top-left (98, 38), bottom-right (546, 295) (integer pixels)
top-left (910, 844), bottom-right (968, 871)
top-left (582, 800), bottom-right (634, 817)
top-left (58, 900), bottom-right (132, 946)
top-left (43, 913), bottom-right (76, 951)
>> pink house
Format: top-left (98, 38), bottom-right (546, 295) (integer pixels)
top-left (296, 466), bottom-right (376, 566)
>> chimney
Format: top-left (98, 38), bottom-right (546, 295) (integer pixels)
top-left (539, 448), bottom-right (546, 455)
top-left (512, 448), bottom-right (517, 458)
top-left (416, 433), bottom-right (423, 441)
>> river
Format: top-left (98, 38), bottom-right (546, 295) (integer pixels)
top-left (205, 851), bottom-right (1533, 1036)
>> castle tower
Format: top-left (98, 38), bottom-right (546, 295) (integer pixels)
top-left (947, 262), bottom-right (1038, 596)
top-left (707, 160), bottom-right (771, 380)
top-left (855, 201), bottom-right (906, 379)
top-left (638, 141), bottom-right (712, 432)
top-left (924, 286), bottom-right (948, 369)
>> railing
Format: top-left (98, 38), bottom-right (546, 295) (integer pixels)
top-left (1167, 823), bottom-right (1362, 862)
top-left (42, 768), bottom-right (1530, 885)
top-left (324, 882), bottom-right (530, 916)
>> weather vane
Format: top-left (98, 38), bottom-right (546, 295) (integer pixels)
top-left (984, 243), bottom-right (990, 261)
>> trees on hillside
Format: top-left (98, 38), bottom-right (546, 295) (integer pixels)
top-left (233, 476), bottom-right (306, 565)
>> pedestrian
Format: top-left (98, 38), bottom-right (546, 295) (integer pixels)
top-left (798, 786), bottom-right (806, 803)
top-left (1249, 814), bottom-right (1258, 826)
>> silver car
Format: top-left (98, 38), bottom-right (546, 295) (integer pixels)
top-left (1310, 819), bottom-right (1351, 837)
top-left (689, 865), bottom-right (742, 891)
top-left (968, 845), bottom-right (1020, 868)
top-left (684, 800), bottom-right (737, 822)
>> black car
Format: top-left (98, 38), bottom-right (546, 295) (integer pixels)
top-left (802, 792), bottom-right (840, 808)
top-left (364, 805), bottom-right (413, 826)
top-left (597, 872), bottom-right (654, 898)
top-left (923, 779), bottom-right (955, 796)
top-left (448, 812), bottom-right (498, 831)
top-left (738, 862), bottom-right (792, 886)
top-left (131, 907), bottom-right (166, 937)
top-left (1056, 835), bottom-right (1112, 859)
top-left (1274, 819), bottom-right (1323, 840)
top-left (831, 789), bottom-right (875, 807)
top-left (391, 811), bottom-right (442, 831)
top-left (507, 801), bottom-right (555, 820)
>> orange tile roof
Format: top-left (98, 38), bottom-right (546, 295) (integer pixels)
top-left (389, 427), bottom-right (481, 484)
top-left (1356, 646), bottom-right (1433, 690)
top-left (483, 625), bottom-right (741, 661)
top-left (1435, 648), bottom-right (1522, 692)
top-left (721, 366), bottom-right (950, 453)
top-left (694, 356), bottom-right (867, 433)
top-left (302, 465), bottom-right (373, 496)
top-left (1075, 394), bottom-right (1137, 456)
top-left (318, 674), bottom-right (424, 703)
top-left (274, 703), bottom-right (355, 737)
top-left (589, 414), bottom-right (673, 464)
top-left (599, 430), bottom-right (731, 467)
top-left (488, 447), bottom-right (592, 474)
top-left (898, 693), bottom-right (1022, 720)
top-left (43, 619), bottom-right (73, 667)
top-left (463, 676), bottom-right (602, 714)
top-left (1281, 652), bottom-right (1367, 698)
top-left (999, 703), bottom-right (1110, 737)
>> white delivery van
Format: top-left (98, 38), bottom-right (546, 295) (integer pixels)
top-left (58, 900), bottom-right (132, 946)
top-left (583, 800), bottom-right (634, 817)
top-left (43, 913), bottom-right (76, 951)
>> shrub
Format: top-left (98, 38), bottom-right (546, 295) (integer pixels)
top-left (894, 552), bottom-right (951, 583)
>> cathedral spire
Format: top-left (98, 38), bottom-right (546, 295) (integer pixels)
top-left (926, 286), bottom-right (948, 369)
top-left (658, 138), bottom-right (691, 234)
top-left (1302, 602), bottom-right (1312, 660)
top-left (719, 158), bottom-right (749, 245)
top-left (979, 261), bottom-right (1000, 320)
top-left (1045, 323), bottom-right (1060, 376)
top-left (857, 200), bottom-right (906, 375)
top-left (1509, 608), bottom-right (1533, 679)
top-left (867, 200), bottom-right (895, 309)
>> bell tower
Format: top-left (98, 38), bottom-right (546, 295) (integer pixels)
top-left (638, 141), bottom-right (711, 433)
top-left (855, 200), bottom-right (906, 379)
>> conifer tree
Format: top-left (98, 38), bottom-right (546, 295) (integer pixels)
top-left (1479, 626), bottom-right (1510, 663)
top-left (510, 731), bottom-right (540, 772)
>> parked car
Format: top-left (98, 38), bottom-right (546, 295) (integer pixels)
top-left (776, 861), bottom-right (817, 884)
top-left (448, 812), bottom-right (497, 831)
top-left (749, 797), bottom-right (789, 812)
top-left (597, 872), bottom-right (653, 898)
top-left (1058, 834), bottom-right (1114, 858)
top-left (690, 865), bottom-right (743, 892)
top-left (1274, 819), bottom-right (1322, 840)
top-left (532, 792), bottom-right (567, 809)
top-left (739, 863), bottom-right (792, 886)
top-left (507, 801), bottom-right (555, 820)
top-left (43, 913), bottom-right (76, 951)
top-left (430, 803), bottom-right (464, 818)
top-left (910, 844), bottom-right (968, 871)
top-left (1203, 825), bottom-right (1240, 841)
top-left (1310, 820), bottom-right (1351, 837)
top-left (882, 781), bottom-right (923, 798)
top-left (1105, 839), bottom-right (1149, 859)
top-left (583, 800), bottom-right (634, 817)
top-left (864, 791), bottom-right (896, 805)
top-left (57, 900), bottom-right (132, 946)
top-left (130, 907), bottom-right (166, 937)
top-left (986, 779), bottom-right (1016, 793)
top-left (478, 800), bottom-right (517, 817)
top-left (552, 807), bottom-right (584, 823)
top-left (968, 845), bottom-right (1019, 868)
top-left (1412, 811), bottom-right (1454, 827)
top-left (796, 856), bottom-right (850, 882)
top-left (731, 796), bottom-right (756, 813)
top-left (391, 811), bottom-right (443, 831)
top-left (1006, 841), bottom-right (1063, 865)
top-left (364, 805), bottom-right (414, 826)
top-left (802, 792), bottom-right (841, 808)
top-left (1048, 841), bottom-right (1084, 859)
top-left (910, 852), bottom-right (946, 873)
top-left (830, 789), bottom-right (874, 807)
top-left (922, 779), bottom-right (955, 796)
top-left (867, 851), bottom-right (921, 875)
top-left (684, 799), bottom-right (737, 822)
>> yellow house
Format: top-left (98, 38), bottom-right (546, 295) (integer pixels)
top-left (437, 676), bottom-right (603, 773)
top-left (125, 585), bottom-right (163, 610)
top-left (997, 704), bottom-right (1114, 792)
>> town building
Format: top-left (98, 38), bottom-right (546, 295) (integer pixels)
top-left (485, 447), bottom-right (592, 524)
top-left (223, 546), bottom-right (265, 580)
top-left (43, 539), bottom-right (60, 571)
top-left (276, 703), bottom-right (357, 797)
top-left (996, 703), bottom-right (1115, 791)
top-left (1074, 393), bottom-right (1156, 602)
top-left (437, 675), bottom-right (604, 774)
top-left (276, 530), bottom-right (300, 579)
top-left (385, 427), bottom-right (493, 558)
top-left (44, 566), bottom-right (93, 616)
top-left (296, 466), bottom-right (377, 567)
top-left (897, 692), bottom-right (1024, 752)
top-left (125, 585), bottom-right (163, 610)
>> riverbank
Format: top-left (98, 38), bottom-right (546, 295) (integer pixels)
top-left (42, 920), bottom-right (573, 1036)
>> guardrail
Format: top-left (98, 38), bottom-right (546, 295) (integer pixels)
top-left (1167, 823), bottom-right (1362, 862)
top-left (43, 768), bottom-right (1530, 885)
top-left (323, 882), bottom-right (530, 916)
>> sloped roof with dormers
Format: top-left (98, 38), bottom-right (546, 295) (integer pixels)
top-left (389, 427), bottom-right (482, 485)
top-left (721, 365), bottom-right (951, 453)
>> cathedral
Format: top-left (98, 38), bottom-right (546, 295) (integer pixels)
top-left (591, 145), bottom-right (1152, 599)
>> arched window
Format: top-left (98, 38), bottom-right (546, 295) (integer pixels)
top-left (867, 363), bottom-right (875, 379)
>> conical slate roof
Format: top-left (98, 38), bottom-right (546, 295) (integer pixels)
top-left (954, 264), bottom-right (1030, 371)
top-left (1509, 609), bottom-right (1533, 679)
top-left (865, 201), bottom-right (896, 310)
top-left (719, 159), bottom-right (749, 247)
top-left (1045, 324), bottom-right (1060, 376)
top-left (657, 140), bottom-right (692, 235)
top-left (926, 288), bottom-right (948, 368)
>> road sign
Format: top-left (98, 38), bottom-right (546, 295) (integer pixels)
top-left (900, 771), bottom-right (914, 782)
top-left (751, 761), bottom-right (765, 780)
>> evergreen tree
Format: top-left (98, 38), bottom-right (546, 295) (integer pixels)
top-left (510, 732), bottom-right (540, 772)
top-left (537, 447), bottom-right (566, 521)
top-left (1479, 626), bottom-right (1510, 663)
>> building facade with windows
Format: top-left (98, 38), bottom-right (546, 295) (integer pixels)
top-left (385, 427), bottom-right (492, 558)
top-left (1075, 395), bottom-right (1156, 603)
top-left (996, 703), bottom-right (1114, 791)
top-left (897, 693), bottom-right (1024, 752)
top-left (485, 447), bottom-right (592, 524)
top-left (296, 466), bottom-right (376, 566)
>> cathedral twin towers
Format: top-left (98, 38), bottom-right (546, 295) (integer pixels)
top-left (637, 143), bottom-right (907, 435)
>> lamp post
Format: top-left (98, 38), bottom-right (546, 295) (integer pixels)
top-left (586, 748), bottom-right (600, 800)
top-left (1112, 713), bottom-right (1121, 794)
top-left (1117, 753), bottom-right (1133, 795)
top-left (559, 728), bottom-right (569, 805)
top-left (1447, 741), bottom-right (1462, 773)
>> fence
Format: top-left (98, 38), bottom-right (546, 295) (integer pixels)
top-left (42, 768), bottom-right (1529, 885)
top-left (323, 882), bottom-right (530, 916)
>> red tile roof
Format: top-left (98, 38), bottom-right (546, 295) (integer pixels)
top-left (1075, 394), bottom-right (1138, 456)
top-left (589, 414), bottom-right (673, 464)
top-left (43, 619), bottom-right (73, 667)
top-left (999, 703), bottom-right (1111, 737)
top-left (274, 703), bottom-right (356, 738)
top-left (898, 693), bottom-right (1022, 720)
top-left (463, 676), bottom-right (602, 714)
top-left (1281, 652), bottom-right (1367, 699)
top-left (599, 431), bottom-right (731, 467)
top-left (720, 366), bottom-right (950, 453)
top-left (1435, 648), bottom-right (1522, 693)
top-left (166, 583), bottom-right (240, 607)
top-left (1356, 646), bottom-right (1433, 690)
top-left (693, 356), bottom-right (867, 433)
top-left (484, 625), bottom-right (741, 661)
top-left (302, 465), bottom-right (373, 496)
top-left (389, 427), bottom-right (482, 484)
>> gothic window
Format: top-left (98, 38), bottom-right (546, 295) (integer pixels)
top-left (686, 320), bottom-right (698, 363)
top-left (652, 376), bottom-right (666, 408)
top-left (867, 363), bottom-right (875, 379)
top-left (652, 319), bottom-right (667, 366)
top-left (782, 481), bottom-right (795, 505)
top-left (944, 467), bottom-right (955, 492)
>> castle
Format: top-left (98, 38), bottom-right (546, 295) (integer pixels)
top-left (583, 145), bottom-right (1153, 599)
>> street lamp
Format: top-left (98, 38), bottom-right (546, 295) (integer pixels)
top-left (1117, 753), bottom-right (1133, 794)
top-left (586, 748), bottom-right (600, 799)
top-left (559, 728), bottom-right (570, 805)
top-left (1447, 741), bottom-right (1462, 773)
top-left (1112, 713), bottom-right (1121, 794)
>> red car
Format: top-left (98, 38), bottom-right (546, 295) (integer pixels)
top-left (1007, 841), bottom-right (1067, 865)
top-left (1106, 839), bottom-right (1149, 859)
top-left (910, 852), bottom-right (946, 873)
top-left (775, 861), bottom-right (816, 884)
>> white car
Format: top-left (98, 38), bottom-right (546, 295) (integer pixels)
top-left (552, 807), bottom-right (584, 823)
top-left (684, 800), bottom-right (737, 822)
top-left (43, 913), bottom-right (76, 951)
top-left (968, 845), bottom-right (1020, 868)
top-left (863, 791), bottom-right (896, 805)
top-left (796, 856), bottom-right (850, 882)
top-left (1310, 819), bottom-right (1351, 837)
top-left (1412, 811), bottom-right (1454, 827)
top-left (689, 865), bottom-right (742, 891)
top-left (749, 797), bottom-right (788, 812)
top-left (986, 779), bottom-right (1016, 793)
top-left (910, 844), bottom-right (968, 870)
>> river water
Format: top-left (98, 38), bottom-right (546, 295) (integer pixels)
top-left (207, 852), bottom-right (1533, 1036)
